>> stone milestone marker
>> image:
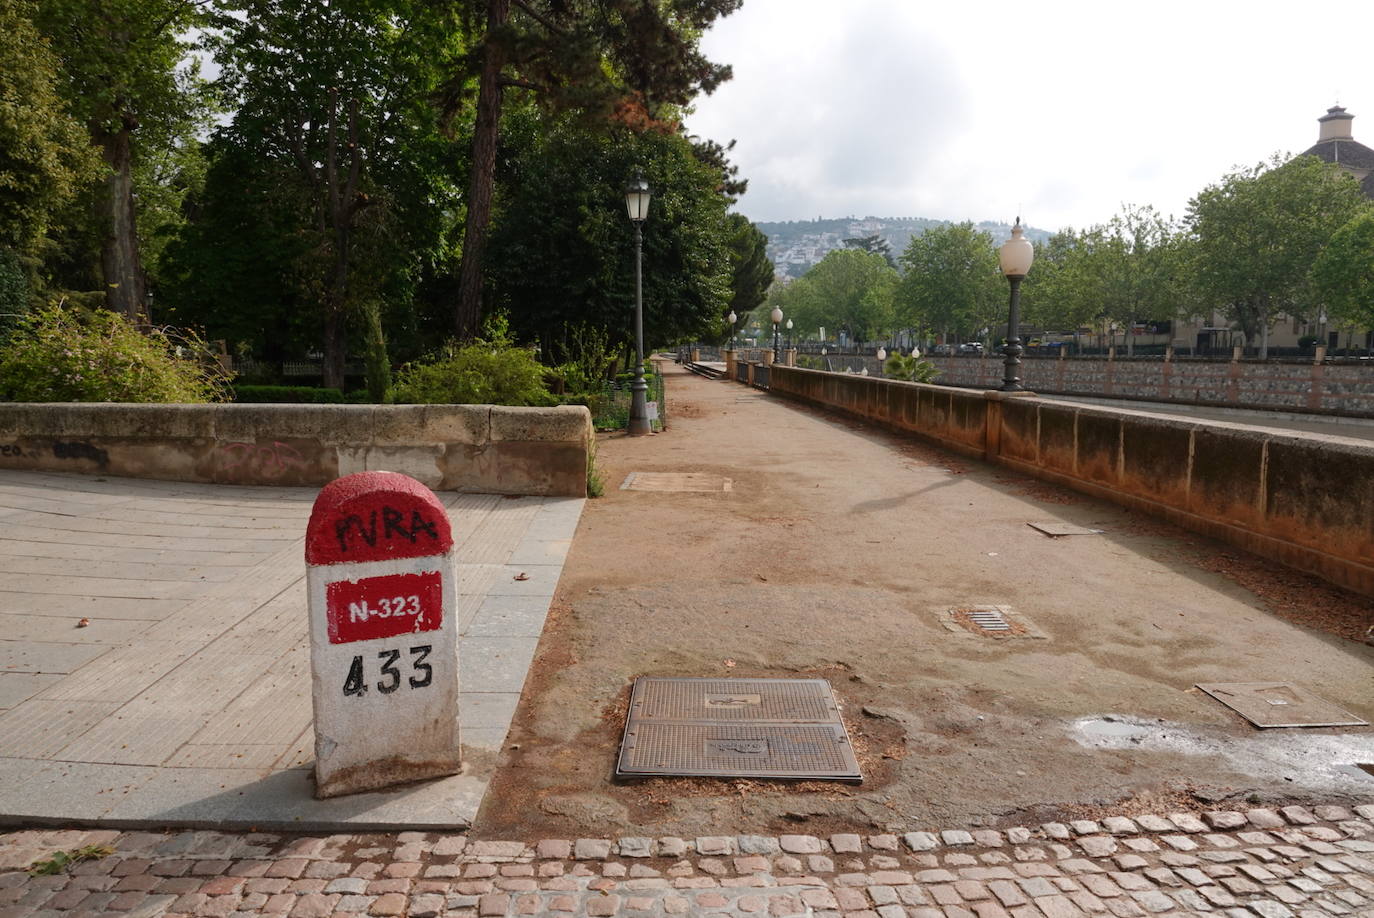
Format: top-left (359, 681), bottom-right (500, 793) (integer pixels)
top-left (305, 471), bottom-right (461, 798)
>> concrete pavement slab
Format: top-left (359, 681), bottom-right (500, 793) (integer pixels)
top-left (0, 470), bottom-right (583, 830)
top-left (0, 672), bottom-right (61, 709)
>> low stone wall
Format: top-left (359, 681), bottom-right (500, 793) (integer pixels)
top-left (927, 354), bottom-right (1374, 416)
top-left (766, 366), bottom-right (1374, 598)
top-left (0, 403), bottom-right (593, 496)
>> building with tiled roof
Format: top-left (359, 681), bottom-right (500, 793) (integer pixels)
top-left (1301, 105), bottom-right (1374, 197)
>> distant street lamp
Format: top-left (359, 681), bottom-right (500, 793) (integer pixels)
top-left (625, 172), bottom-right (652, 434)
top-left (771, 306), bottom-right (783, 361)
top-left (998, 218), bottom-right (1034, 392)
top-left (876, 347), bottom-right (887, 361)
top-left (785, 318), bottom-right (793, 350)
top-left (727, 310), bottom-right (737, 349)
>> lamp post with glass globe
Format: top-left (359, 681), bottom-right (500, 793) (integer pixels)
top-left (771, 306), bottom-right (783, 361)
top-left (625, 172), bottom-right (652, 434)
top-left (998, 217), bottom-right (1034, 392)
top-left (727, 310), bottom-right (737, 350)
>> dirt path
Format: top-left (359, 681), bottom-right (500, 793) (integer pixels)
top-left (474, 362), bottom-right (1374, 839)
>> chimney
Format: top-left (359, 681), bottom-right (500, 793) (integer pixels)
top-left (1318, 105), bottom-right (1355, 142)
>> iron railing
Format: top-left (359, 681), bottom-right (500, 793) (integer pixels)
top-left (589, 372), bottom-right (667, 432)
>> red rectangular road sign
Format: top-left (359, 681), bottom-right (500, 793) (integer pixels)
top-left (326, 570), bottom-right (443, 645)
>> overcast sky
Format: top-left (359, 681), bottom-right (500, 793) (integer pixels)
top-left (682, 0), bottom-right (1374, 233)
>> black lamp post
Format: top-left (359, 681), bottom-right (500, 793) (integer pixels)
top-left (727, 310), bottom-right (737, 349)
top-left (771, 306), bottom-right (783, 361)
top-left (625, 172), bottom-right (652, 435)
top-left (998, 217), bottom-right (1034, 392)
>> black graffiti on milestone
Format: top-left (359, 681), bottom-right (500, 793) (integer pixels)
top-left (334, 505), bottom-right (440, 554)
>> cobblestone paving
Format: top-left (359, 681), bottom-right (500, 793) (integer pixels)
top-left (2, 804), bottom-right (1372, 917)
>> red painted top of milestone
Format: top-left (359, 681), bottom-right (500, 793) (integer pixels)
top-left (306, 471), bottom-right (453, 565)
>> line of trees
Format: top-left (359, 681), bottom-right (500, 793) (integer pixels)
top-left (761, 155), bottom-right (1374, 358)
top-left (1, 0), bottom-right (772, 393)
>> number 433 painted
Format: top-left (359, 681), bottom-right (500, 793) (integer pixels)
top-left (342, 644), bottom-right (432, 697)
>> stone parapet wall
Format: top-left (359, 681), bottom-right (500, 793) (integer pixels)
top-left (927, 355), bottom-right (1374, 416)
top-left (767, 366), bottom-right (1374, 598)
top-left (0, 403), bottom-right (593, 496)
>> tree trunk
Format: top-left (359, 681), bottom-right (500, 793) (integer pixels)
top-left (453, 0), bottom-right (510, 341)
top-left (95, 119), bottom-right (148, 326)
top-left (322, 304), bottom-right (347, 391)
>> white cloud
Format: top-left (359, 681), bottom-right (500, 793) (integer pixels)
top-left (686, 0), bottom-right (1374, 232)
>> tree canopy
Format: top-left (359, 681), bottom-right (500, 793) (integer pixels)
top-left (1311, 207), bottom-right (1374, 332)
top-left (895, 223), bottom-right (1000, 344)
top-left (1185, 154), bottom-right (1368, 356)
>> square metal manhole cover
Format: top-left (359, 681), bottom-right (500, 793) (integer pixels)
top-left (616, 677), bottom-right (862, 782)
top-left (1028, 521), bottom-right (1104, 537)
top-left (620, 472), bottom-right (733, 492)
top-left (939, 605), bottom-right (1047, 639)
top-left (1196, 682), bottom-right (1369, 728)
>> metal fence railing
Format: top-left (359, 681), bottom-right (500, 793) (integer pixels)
top-left (753, 364), bottom-right (770, 389)
top-left (735, 361), bottom-right (748, 383)
top-left (589, 372), bottom-right (667, 432)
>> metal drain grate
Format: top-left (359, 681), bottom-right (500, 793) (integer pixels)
top-left (966, 609), bottom-right (1010, 631)
top-left (617, 677), bottom-right (862, 782)
top-left (939, 605), bottom-right (1047, 639)
top-left (1196, 683), bottom-right (1369, 728)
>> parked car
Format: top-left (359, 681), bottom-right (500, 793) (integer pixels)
top-left (958, 342), bottom-right (984, 354)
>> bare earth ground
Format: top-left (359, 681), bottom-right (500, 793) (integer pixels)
top-left (474, 362), bottom-right (1374, 839)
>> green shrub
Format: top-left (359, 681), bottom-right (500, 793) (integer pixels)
top-left (233, 385), bottom-right (345, 403)
top-left (390, 320), bottom-right (554, 406)
top-left (0, 304), bottom-right (230, 403)
top-left (884, 352), bottom-right (940, 383)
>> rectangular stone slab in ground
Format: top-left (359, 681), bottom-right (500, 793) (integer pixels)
top-left (1196, 682), bottom-right (1369, 728)
top-left (616, 677), bottom-right (862, 782)
top-left (1027, 521), bottom-right (1104, 536)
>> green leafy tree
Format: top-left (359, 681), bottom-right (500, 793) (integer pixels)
top-left (203, 0), bottom-right (465, 389)
top-left (844, 233), bottom-right (894, 267)
top-left (723, 214), bottom-right (772, 342)
top-left (443, 0), bottom-right (741, 341)
top-left (1185, 154), bottom-right (1368, 356)
top-left (895, 223), bottom-right (1001, 346)
top-left (0, 1), bottom-right (99, 266)
top-left (1311, 208), bottom-right (1374, 332)
top-left (157, 141), bottom-right (318, 366)
top-left (485, 114), bottom-right (733, 360)
top-left (36, 0), bottom-right (210, 324)
top-left (774, 248), bottom-right (896, 344)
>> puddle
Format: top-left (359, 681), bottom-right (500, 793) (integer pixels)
top-left (1069, 715), bottom-right (1374, 793)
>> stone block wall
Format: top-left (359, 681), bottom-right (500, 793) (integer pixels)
top-left (0, 403), bottom-right (593, 496)
top-left (926, 355), bottom-right (1374, 416)
top-left (767, 366), bottom-right (1374, 598)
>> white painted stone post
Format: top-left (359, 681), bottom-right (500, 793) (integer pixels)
top-left (305, 471), bottom-right (461, 798)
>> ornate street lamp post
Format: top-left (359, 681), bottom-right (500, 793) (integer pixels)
top-left (998, 217), bottom-right (1034, 392)
top-left (727, 310), bottom-right (737, 349)
top-left (771, 306), bottom-right (783, 361)
top-left (625, 173), bottom-right (652, 434)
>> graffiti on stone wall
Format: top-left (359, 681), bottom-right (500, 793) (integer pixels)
top-left (216, 440), bottom-right (309, 480)
top-left (52, 441), bottom-right (107, 465)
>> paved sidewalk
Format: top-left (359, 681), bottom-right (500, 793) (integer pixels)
top-left (0, 470), bottom-right (583, 830)
top-left (3, 803), bottom-right (1373, 917)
